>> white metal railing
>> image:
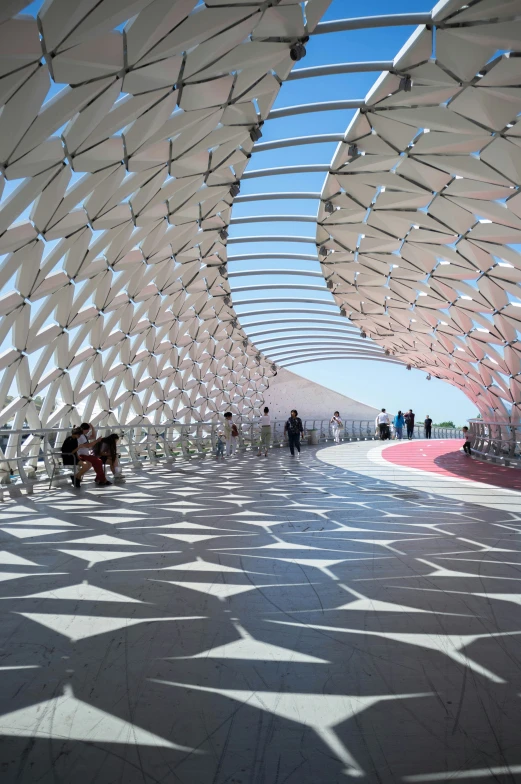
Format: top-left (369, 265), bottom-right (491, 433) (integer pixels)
top-left (468, 419), bottom-right (521, 466)
top-left (0, 419), bottom-right (465, 495)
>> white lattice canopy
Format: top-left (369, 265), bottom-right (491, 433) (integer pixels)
top-left (318, 1), bottom-right (521, 421)
top-left (1, 0), bottom-right (521, 427)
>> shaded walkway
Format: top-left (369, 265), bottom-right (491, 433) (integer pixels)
top-left (0, 447), bottom-right (521, 783)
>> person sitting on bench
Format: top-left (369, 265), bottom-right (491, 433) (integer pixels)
top-left (65, 428), bottom-right (110, 487)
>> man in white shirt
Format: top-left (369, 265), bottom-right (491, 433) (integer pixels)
top-left (376, 409), bottom-right (391, 440)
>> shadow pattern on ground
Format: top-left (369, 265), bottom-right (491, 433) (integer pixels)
top-left (0, 447), bottom-right (521, 783)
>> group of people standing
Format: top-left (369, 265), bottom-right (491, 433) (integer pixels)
top-left (376, 409), bottom-right (433, 440)
top-left (216, 408), bottom-right (305, 460)
top-left (61, 423), bottom-right (123, 488)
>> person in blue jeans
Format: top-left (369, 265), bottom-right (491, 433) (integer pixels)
top-left (284, 409), bottom-right (303, 458)
top-left (393, 410), bottom-right (405, 439)
top-left (404, 409), bottom-right (415, 439)
top-left (215, 432), bottom-right (225, 460)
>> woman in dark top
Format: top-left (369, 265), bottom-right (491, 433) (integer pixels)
top-left (93, 433), bottom-right (124, 481)
top-left (284, 410), bottom-right (304, 458)
top-left (404, 409), bottom-right (415, 440)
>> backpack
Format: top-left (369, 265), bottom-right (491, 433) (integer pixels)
top-left (61, 436), bottom-right (77, 465)
top-left (231, 424), bottom-right (239, 438)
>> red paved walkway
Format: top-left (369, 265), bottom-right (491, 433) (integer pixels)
top-left (381, 439), bottom-right (521, 491)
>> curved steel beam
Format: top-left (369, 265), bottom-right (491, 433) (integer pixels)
top-left (244, 317), bottom-right (359, 330)
top-left (233, 297), bottom-right (336, 307)
top-left (227, 235), bottom-right (316, 245)
top-left (238, 308), bottom-right (347, 320)
top-left (312, 13), bottom-right (432, 35)
top-left (230, 215), bottom-right (316, 224)
top-left (267, 339), bottom-right (384, 352)
top-left (234, 192), bottom-right (320, 202)
top-left (253, 134), bottom-right (343, 152)
top-left (271, 347), bottom-right (393, 362)
top-left (248, 325), bottom-right (361, 338)
top-left (227, 253), bottom-right (318, 262)
top-left (242, 164), bottom-right (330, 179)
top-left (250, 326), bottom-right (365, 339)
top-left (287, 62), bottom-right (392, 81)
top-left (268, 101), bottom-right (364, 120)
top-left (228, 269), bottom-right (323, 279)
top-left (271, 348), bottom-right (395, 361)
top-left (259, 338), bottom-right (383, 351)
top-left (232, 283), bottom-right (328, 294)
top-left (282, 354), bottom-right (402, 368)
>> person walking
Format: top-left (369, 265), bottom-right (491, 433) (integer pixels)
top-left (284, 409), bottom-right (303, 458)
top-left (462, 426), bottom-right (472, 455)
top-left (258, 406), bottom-right (271, 457)
top-left (223, 412), bottom-right (238, 456)
top-left (424, 415), bottom-right (432, 439)
top-left (393, 411), bottom-right (405, 440)
top-left (404, 409), bottom-right (415, 440)
top-left (376, 409), bottom-right (391, 440)
top-left (330, 411), bottom-right (343, 443)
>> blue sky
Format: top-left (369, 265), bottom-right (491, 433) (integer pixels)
top-left (229, 0), bottom-right (478, 425)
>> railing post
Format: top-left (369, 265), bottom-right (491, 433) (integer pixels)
top-left (164, 424), bottom-right (176, 464)
top-left (15, 431), bottom-right (30, 489)
top-left (194, 422), bottom-right (203, 458)
top-left (237, 421), bottom-right (246, 453)
top-left (127, 427), bottom-right (143, 468)
top-left (180, 425), bottom-right (190, 460)
top-left (146, 427), bottom-right (159, 464)
top-left (42, 432), bottom-right (54, 481)
top-left (509, 424), bottom-right (517, 458)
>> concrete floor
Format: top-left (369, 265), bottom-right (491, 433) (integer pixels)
top-left (0, 442), bottom-right (521, 783)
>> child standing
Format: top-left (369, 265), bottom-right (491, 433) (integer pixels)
top-left (462, 426), bottom-right (471, 455)
top-left (215, 432), bottom-right (225, 460)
